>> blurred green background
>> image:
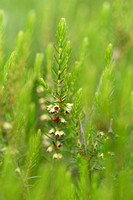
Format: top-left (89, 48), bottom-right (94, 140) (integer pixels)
top-left (1, 0), bottom-right (113, 59)
top-left (0, 0), bottom-right (133, 199)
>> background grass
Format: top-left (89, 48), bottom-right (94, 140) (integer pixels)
top-left (0, 0), bottom-right (133, 199)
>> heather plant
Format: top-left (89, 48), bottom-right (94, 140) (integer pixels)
top-left (0, 1), bottom-right (133, 200)
top-left (39, 18), bottom-right (73, 160)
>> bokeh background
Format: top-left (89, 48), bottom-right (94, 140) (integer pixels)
top-left (1, 0), bottom-right (133, 114)
top-left (0, 1), bottom-right (133, 199)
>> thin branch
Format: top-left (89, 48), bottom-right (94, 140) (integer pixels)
top-left (78, 117), bottom-right (87, 155)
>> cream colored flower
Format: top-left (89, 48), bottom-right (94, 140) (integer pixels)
top-left (36, 85), bottom-right (44, 94)
top-left (39, 98), bottom-right (45, 105)
top-left (58, 153), bottom-right (62, 159)
top-left (3, 122), bottom-right (12, 131)
top-left (49, 128), bottom-right (55, 135)
top-left (64, 103), bottom-right (73, 113)
top-left (40, 104), bottom-right (47, 111)
top-left (42, 135), bottom-right (50, 147)
top-left (60, 117), bottom-right (66, 124)
top-left (53, 153), bottom-right (58, 160)
top-left (47, 105), bottom-right (53, 111)
top-left (55, 130), bottom-right (60, 138)
top-left (47, 146), bottom-right (53, 153)
top-left (66, 103), bottom-right (73, 108)
top-left (53, 105), bottom-right (60, 111)
top-left (40, 114), bottom-right (50, 121)
top-left (15, 167), bottom-right (21, 175)
top-left (60, 130), bottom-right (65, 137)
top-left (56, 141), bottom-right (63, 148)
top-left (99, 153), bottom-right (104, 159)
top-left (108, 152), bottom-right (115, 156)
top-left (53, 153), bottom-right (62, 160)
top-left (98, 131), bottom-right (104, 137)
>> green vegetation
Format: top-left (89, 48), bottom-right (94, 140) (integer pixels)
top-left (0, 0), bottom-right (133, 199)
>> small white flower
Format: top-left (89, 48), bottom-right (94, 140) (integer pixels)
top-left (64, 103), bottom-right (73, 114)
top-left (1, 147), bottom-right (7, 153)
top-left (58, 153), bottom-right (62, 159)
top-left (42, 135), bottom-right (50, 147)
top-left (15, 167), bottom-right (21, 175)
top-left (108, 152), bottom-right (115, 156)
top-left (98, 131), bottom-right (104, 137)
top-left (40, 114), bottom-right (50, 121)
top-left (40, 104), bottom-right (47, 110)
top-left (47, 146), bottom-right (53, 153)
top-left (53, 105), bottom-right (60, 111)
top-left (60, 130), bottom-right (65, 137)
top-left (66, 103), bottom-right (73, 108)
top-left (60, 117), bottom-right (66, 124)
top-left (55, 130), bottom-right (60, 138)
top-left (56, 141), bottom-right (63, 148)
top-left (3, 122), bottom-right (12, 131)
top-left (99, 153), bottom-right (104, 159)
top-left (49, 107), bottom-right (55, 113)
top-left (53, 153), bottom-right (58, 160)
top-left (39, 98), bottom-right (45, 105)
top-left (36, 85), bottom-right (44, 94)
top-left (47, 105), bottom-right (53, 111)
top-left (49, 128), bottom-right (55, 135)
top-left (53, 153), bottom-right (62, 160)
